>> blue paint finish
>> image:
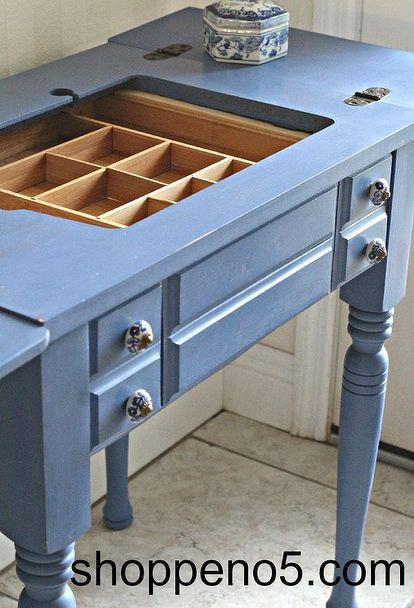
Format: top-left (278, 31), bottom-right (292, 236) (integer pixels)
top-left (90, 285), bottom-right (161, 374)
top-left (0, 326), bottom-right (91, 554)
top-left (0, 312), bottom-right (49, 380)
top-left (169, 241), bottom-right (333, 399)
top-left (178, 188), bottom-right (336, 324)
top-left (341, 142), bottom-right (414, 311)
top-left (327, 308), bottom-right (393, 608)
top-left (0, 9), bottom-right (413, 608)
top-left (103, 436), bottom-right (133, 530)
top-left (90, 346), bottom-right (161, 449)
top-left (16, 544), bottom-right (76, 608)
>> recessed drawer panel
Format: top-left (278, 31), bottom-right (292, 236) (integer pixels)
top-left (178, 188), bottom-right (337, 324)
top-left (341, 209), bottom-right (388, 282)
top-left (346, 156), bottom-right (392, 222)
top-left (90, 349), bottom-right (161, 448)
top-left (169, 241), bottom-right (333, 398)
top-left (90, 286), bottom-right (162, 374)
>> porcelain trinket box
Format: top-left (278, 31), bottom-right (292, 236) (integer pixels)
top-left (204, 0), bottom-right (289, 65)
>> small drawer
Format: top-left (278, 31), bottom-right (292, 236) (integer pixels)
top-left (177, 188), bottom-right (337, 324)
top-left (90, 286), bottom-right (162, 374)
top-left (341, 209), bottom-right (388, 283)
top-left (344, 156), bottom-right (392, 223)
top-left (167, 241), bottom-right (333, 399)
top-left (90, 349), bottom-right (161, 448)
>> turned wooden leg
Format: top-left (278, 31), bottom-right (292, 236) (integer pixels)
top-left (327, 306), bottom-right (393, 608)
top-left (103, 435), bottom-right (133, 530)
top-left (16, 544), bottom-right (75, 608)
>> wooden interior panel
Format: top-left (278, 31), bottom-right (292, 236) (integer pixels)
top-left (76, 90), bottom-right (309, 162)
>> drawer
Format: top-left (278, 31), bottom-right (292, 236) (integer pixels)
top-left (168, 241), bottom-right (333, 398)
top-left (90, 349), bottom-right (161, 448)
top-left (343, 156), bottom-right (392, 223)
top-left (90, 286), bottom-right (162, 374)
top-left (177, 188), bottom-right (337, 324)
top-left (341, 209), bottom-right (388, 283)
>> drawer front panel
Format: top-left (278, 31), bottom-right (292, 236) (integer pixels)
top-left (342, 210), bottom-right (388, 282)
top-left (169, 242), bottom-right (333, 398)
top-left (346, 156), bottom-right (392, 222)
top-left (90, 350), bottom-right (161, 448)
top-left (178, 188), bottom-right (337, 324)
top-left (90, 286), bottom-right (162, 374)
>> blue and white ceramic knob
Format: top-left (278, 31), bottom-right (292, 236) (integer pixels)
top-left (204, 0), bottom-right (289, 65)
top-left (365, 238), bottom-right (388, 265)
top-left (126, 390), bottom-right (153, 423)
top-left (369, 178), bottom-right (391, 206)
top-left (125, 320), bottom-right (154, 354)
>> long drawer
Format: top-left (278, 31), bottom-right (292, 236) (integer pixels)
top-left (177, 188), bottom-right (337, 324)
top-left (167, 241), bottom-right (333, 399)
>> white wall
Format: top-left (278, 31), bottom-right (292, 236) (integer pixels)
top-left (0, 0), bottom-right (210, 77)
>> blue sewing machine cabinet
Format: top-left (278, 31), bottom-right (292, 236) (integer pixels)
top-left (0, 8), bottom-right (413, 608)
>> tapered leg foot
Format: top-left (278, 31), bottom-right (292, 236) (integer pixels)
top-left (16, 544), bottom-right (76, 608)
top-left (327, 307), bottom-right (393, 608)
top-left (103, 435), bottom-right (133, 530)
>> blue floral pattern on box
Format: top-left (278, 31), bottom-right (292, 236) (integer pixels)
top-left (204, 22), bottom-right (288, 64)
top-left (210, 0), bottom-right (287, 21)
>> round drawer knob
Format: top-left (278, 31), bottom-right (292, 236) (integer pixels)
top-left (126, 390), bottom-right (153, 423)
top-left (125, 321), bottom-right (154, 354)
top-left (368, 179), bottom-right (391, 206)
top-left (365, 238), bottom-right (388, 265)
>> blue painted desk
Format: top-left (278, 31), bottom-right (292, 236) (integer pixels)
top-left (0, 9), bottom-right (413, 608)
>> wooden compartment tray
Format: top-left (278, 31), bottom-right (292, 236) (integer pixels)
top-left (0, 91), bottom-right (310, 229)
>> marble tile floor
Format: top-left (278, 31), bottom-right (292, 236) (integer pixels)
top-left (0, 411), bottom-right (412, 607)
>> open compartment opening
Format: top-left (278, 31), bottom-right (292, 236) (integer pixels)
top-left (0, 84), bottom-right (331, 229)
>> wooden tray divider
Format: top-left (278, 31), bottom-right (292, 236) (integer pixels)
top-left (194, 157), bottom-right (254, 181)
top-left (0, 151), bottom-right (101, 197)
top-left (100, 196), bottom-right (174, 226)
top-left (111, 141), bottom-right (226, 184)
top-left (150, 176), bottom-right (216, 203)
top-left (35, 168), bottom-right (166, 217)
top-left (0, 92), bottom-right (280, 229)
top-left (0, 113), bottom-right (106, 167)
top-left (0, 188), bottom-right (124, 228)
top-left (50, 126), bottom-right (166, 167)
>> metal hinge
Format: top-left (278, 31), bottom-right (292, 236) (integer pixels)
top-left (144, 44), bottom-right (193, 61)
top-left (344, 87), bottom-right (391, 106)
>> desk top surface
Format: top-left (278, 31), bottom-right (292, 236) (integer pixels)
top-left (1, 8), bottom-right (414, 338)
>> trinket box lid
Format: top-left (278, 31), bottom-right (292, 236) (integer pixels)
top-left (204, 0), bottom-right (289, 33)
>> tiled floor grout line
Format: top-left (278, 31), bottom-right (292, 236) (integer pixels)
top-left (191, 436), bottom-right (414, 521)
